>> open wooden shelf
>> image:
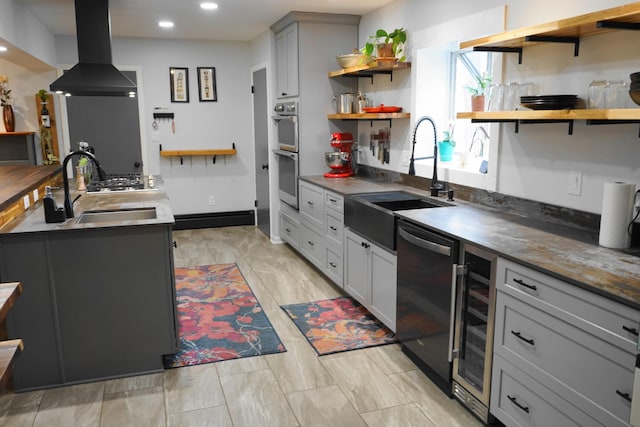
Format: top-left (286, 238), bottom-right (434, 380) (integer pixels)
top-left (0, 283), bottom-right (22, 324)
top-left (159, 148), bottom-right (237, 157)
top-left (328, 61), bottom-right (411, 78)
top-left (328, 112), bottom-right (411, 120)
top-left (460, 3), bottom-right (640, 50)
top-left (0, 132), bottom-right (35, 136)
top-left (0, 339), bottom-right (23, 388)
top-left (457, 109), bottom-right (640, 120)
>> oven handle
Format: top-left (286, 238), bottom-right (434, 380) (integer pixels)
top-left (273, 149), bottom-right (298, 159)
top-left (272, 115), bottom-right (297, 122)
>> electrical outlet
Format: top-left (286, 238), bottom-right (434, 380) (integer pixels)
top-left (32, 189), bottom-right (39, 201)
top-left (568, 171), bottom-right (582, 196)
top-left (208, 196), bottom-right (215, 206)
top-left (23, 195), bottom-right (30, 209)
top-left (402, 150), bottom-right (411, 167)
top-left (151, 132), bottom-right (160, 143)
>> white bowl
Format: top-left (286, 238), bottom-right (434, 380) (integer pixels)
top-left (336, 54), bottom-right (363, 69)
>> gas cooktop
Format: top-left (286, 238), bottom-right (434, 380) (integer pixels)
top-left (86, 174), bottom-right (157, 193)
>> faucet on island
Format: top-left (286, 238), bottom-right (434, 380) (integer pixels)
top-left (62, 150), bottom-right (107, 218)
top-left (408, 115), bottom-right (444, 197)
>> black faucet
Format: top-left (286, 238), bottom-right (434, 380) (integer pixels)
top-left (408, 116), bottom-right (443, 197)
top-left (62, 150), bottom-right (107, 218)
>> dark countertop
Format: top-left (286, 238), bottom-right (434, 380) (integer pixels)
top-left (0, 176), bottom-right (174, 235)
top-left (301, 175), bottom-right (640, 310)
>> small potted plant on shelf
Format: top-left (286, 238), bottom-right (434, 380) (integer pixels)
top-left (362, 28), bottom-right (407, 62)
top-left (464, 74), bottom-right (492, 112)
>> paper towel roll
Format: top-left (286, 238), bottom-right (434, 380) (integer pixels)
top-left (599, 182), bottom-right (636, 249)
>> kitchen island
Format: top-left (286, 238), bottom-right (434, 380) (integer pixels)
top-left (0, 179), bottom-right (178, 391)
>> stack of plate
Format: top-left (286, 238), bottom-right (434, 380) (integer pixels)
top-left (520, 95), bottom-right (578, 110)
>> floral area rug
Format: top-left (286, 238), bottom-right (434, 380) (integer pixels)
top-left (164, 263), bottom-right (285, 368)
top-left (280, 296), bottom-right (397, 356)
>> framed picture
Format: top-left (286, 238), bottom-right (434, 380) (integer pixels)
top-left (197, 67), bottom-right (217, 102)
top-left (169, 67), bottom-right (189, 103)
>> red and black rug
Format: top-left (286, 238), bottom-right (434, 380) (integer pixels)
top-left (164, 263), bottom-right (285, 368)
top-left (280, 296), bottom-right (397, 356)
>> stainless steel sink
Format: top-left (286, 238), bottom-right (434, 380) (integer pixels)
top-left (345, 191), bottom-right (453, 251)
top-left (76, 207), bottom-right (157, 224)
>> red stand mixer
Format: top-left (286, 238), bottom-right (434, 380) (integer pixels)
top-left (324, 132), bottom-right (355, 178)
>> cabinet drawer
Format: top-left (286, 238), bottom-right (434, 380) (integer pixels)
top-left (326, 211), bottom-right (344, 247)
top-left (498, 258), bottom-right (640, 352)
top-left (496, 291), bottom-right (634, 423)
top-left (280, 213), bottom-right (300, 249)
top-left (491, 354), bottom-right (605, 427)
top-left (299, 182), bottom-right (324, 231)
top-left (324, 244), bottom-right (343, 287)
top-left (301, 223), bottom-right (325, 269)
top-left (325, 191), bottom-right (343, 213)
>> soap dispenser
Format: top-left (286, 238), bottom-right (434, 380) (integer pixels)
top-left (43, 186), bottom-right (66, 223)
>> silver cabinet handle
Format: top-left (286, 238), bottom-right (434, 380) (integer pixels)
top-left (448, 263), bottom-right (458, 362)
top-left (398, 227), bottom-right (451, 256)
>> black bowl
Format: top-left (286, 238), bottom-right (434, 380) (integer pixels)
top-left (630, 82), bottom-right (640, 90)
top-left (631, 71), bottom-right (640, 82)
top-left (629, 90), bottom-right (640, 106)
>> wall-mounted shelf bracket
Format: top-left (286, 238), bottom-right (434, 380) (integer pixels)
top-left (519, 119), bottom-right (574, 135)
top-left (473, 46), bottom-right (523, 64)
top-left (587, 119), bottom-right (640, 137)
top-left (596, 20), bottom-right (640, 30)
top-left (524, 35), bottom-right (580, 56)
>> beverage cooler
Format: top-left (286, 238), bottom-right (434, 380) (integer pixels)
top-left (452, 243), bottom-right (498, 423)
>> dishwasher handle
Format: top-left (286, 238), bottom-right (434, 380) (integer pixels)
top-left (398, 226), bottom-right (452, 256)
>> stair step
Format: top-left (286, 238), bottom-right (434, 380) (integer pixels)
top-left (0, 283), bottom-right (21, 325)
top-left (0, 339), bottom-right (23, 389)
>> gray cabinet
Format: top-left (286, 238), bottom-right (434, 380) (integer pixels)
top-left (275, 23), bottom-right (299, 99)
top-left (491, 258), bottom-right (639, 427)
top-left (344, 227), bottom-right (397, 331)
top-left (0, 225), bottom-right (178, 390)
top-left (297, 181), bottom-right (345, 287)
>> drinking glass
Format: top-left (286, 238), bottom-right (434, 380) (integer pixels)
top-left (487, 84), bottom-right (505, 111)
top-left (588, 80), bottom-right (608, 109)
top-left (504, 82), bottom-right (520, 110)
top-left (606, 80), bottom-right (628, 109)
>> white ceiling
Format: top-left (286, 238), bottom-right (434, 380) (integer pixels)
top-left (18, 0), bottom-right (395, 42)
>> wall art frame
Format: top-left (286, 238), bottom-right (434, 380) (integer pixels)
top-left (169, 67), bottom-right (189, 103)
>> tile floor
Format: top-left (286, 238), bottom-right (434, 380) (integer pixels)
top-left (0, 226), bottom-right (484, 427)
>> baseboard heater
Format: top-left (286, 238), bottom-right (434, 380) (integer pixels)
top-left (172, 210), bottom-right (254, 230)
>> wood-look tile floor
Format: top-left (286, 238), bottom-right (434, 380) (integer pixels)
top-left (0, 226), bottom-right (484, 427)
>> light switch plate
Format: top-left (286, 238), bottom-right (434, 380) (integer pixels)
top-left (568, 171), bottom-right (582, 196)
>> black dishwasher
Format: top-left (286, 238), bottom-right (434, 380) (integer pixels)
top-left (396, 218), bottom-right (459, 396)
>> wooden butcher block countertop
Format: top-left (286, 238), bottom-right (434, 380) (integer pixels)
top-left (0, 165), bottom-right (63, 229)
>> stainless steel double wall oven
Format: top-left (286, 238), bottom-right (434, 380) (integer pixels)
top-left (272, 101), bottom-right (299, 209)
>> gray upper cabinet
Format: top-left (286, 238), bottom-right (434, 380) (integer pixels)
top-left (275, 22), bottom-right (299, 99)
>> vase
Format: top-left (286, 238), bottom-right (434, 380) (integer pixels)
top-left (438, 141), bottom-right (455, 162)
top-left (3, 105), bottom-right (15, 132)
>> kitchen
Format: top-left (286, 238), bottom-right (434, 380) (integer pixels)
top-left (0, 0), bottom-right (640, 426)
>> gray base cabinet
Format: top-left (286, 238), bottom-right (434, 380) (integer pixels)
top-left (344, 228), bottom-right (397, 331)
top-left (491, 258), bottom-right (639, 427)
top-left (0, 225), bottom-right (178, 390)
top-left (297, 181), bottom-right (345, 288)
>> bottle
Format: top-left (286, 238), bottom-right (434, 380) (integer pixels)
top-left (43, 186), bottom-right (65, 223)
top-left (41, 102), bottom-right (51, 128)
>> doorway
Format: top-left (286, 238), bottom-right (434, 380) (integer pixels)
top-left (253, 67), bottom-right (270, 237)
top-left (65, 70), bottom-right (143, 174)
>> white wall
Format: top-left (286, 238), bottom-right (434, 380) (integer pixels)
top-left (358, 0), bottom-right (640, 215)
top-left (55, 35), bottom-right (255, 216)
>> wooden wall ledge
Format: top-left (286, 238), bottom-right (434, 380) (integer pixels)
top-left (0, 339), bottom-right (23, 389)
top-left (0, 283), bottom-right (22, 324)
top-left (159, 144), bottom-right (237, 164)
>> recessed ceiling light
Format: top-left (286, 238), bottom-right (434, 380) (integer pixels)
top-left (158, 21), bottom-right (174, 28)
top-left (200, 2), bottom-right (218, 10)
top-left (0, 46), bottom-right (7, 52)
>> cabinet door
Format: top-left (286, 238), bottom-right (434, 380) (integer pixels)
top-left (275, 23), bottom-right (298, 99)
top-left (344, 229), bottom-right (370, 306)
top-left (370, 243), bottom-right (397, 332)
top-left (280, 212), bottom-right (300, 249)
top-left (301, 222), bottom-right (325, 270)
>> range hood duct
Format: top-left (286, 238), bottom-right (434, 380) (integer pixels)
top-left (49, 0), bottom-right (136, 96)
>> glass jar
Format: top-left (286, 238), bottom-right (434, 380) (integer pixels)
top-left (606, 80), bottom-right (628, 109)
top-left (487, 84), bottom-right (505, 111)
top-left (588, 80), bottom-right (608, 109)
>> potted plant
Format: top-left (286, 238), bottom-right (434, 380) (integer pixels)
top-left (464, 74), bottom-right (492, 112)
top-left (362, 28), bottom-right (407, 61)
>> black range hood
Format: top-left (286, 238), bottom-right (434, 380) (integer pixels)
top-left (50, 0), bottom-right (136, 97)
